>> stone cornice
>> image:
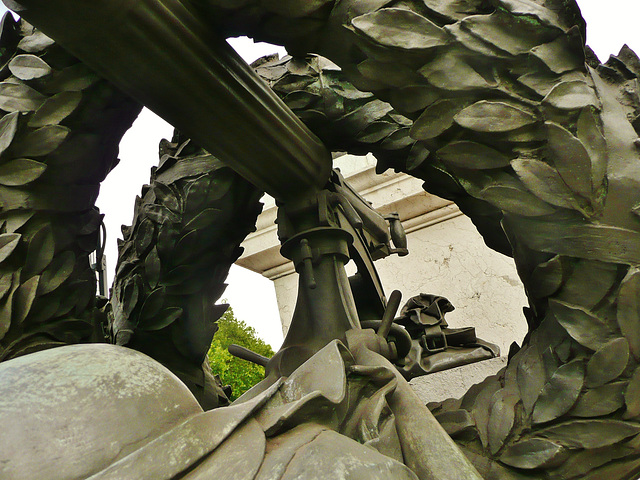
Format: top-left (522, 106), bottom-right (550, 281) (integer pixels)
top-left (236, 164), bottom-right (463, 280)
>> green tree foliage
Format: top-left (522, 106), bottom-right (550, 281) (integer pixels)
top-left (207, 306), bottom-right (275, 400)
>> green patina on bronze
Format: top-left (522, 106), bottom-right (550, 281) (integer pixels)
top-left (0, 0), bottom-right (640, 478)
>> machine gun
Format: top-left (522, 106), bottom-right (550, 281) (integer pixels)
top-left (265, 167), bottom-right (412, 380)
top-left (9, 0), bottom-right (414, 374)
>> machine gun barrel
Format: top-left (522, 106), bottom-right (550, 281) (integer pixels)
top-left (5, 0), bottom-right (332, 203)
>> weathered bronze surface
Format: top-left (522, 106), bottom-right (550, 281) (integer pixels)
top-left (1, 0), bottom-right (640, 478)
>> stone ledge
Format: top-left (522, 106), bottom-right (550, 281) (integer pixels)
top-left (236, 163), bottom-right (462, 278)
top-left (410, 356), bottom-right (508, 405)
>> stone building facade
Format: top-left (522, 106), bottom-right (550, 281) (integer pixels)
top-left (236, 154), bottom-right (528, 402)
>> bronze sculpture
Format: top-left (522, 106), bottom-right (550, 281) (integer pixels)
top-left (1, 0), bottom-right (640, 478)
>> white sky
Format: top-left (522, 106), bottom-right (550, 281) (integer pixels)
top-left (0, 2), bottom-right (638, 349)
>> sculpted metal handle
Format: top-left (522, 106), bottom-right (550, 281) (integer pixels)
top-left (227, 344), bottom-right (269, 367)
top-left (377, 289), bottom-right (402, 339)
top-left (4, 0), bottom-right (332, 203)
